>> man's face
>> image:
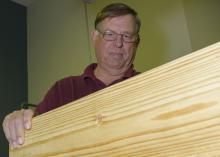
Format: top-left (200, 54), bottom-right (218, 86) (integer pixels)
top-left (92, 14), bottom-right (139, 71)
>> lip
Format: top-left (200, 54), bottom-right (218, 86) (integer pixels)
top-left (110, 51), bottom-right (123, 55)
top-left (110, 52), bottom-right (123, 59)
top-left (110, 50), bottom-right (123, 54)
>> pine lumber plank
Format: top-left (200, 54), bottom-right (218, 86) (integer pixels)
top-left (10, 41), bottom-right (220, 157)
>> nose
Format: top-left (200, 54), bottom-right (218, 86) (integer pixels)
top-left (114, 34), bottom-right (123, 48)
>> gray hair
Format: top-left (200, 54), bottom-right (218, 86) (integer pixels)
top-left (95, 3), bottom-right (141, 34)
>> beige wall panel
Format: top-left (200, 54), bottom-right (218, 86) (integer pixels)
top-left (27, 0), bottom-right (90, 103)
top-left (10, 42), bottom-right (220, 156)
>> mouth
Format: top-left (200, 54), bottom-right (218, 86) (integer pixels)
top-left (110, 52), bottom-right (123, 59)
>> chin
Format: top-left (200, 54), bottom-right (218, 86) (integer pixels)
top-left (108, 62), bottom-right (124, 69)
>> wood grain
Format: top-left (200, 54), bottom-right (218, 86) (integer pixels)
top-left (10, 41), bottom-right (220, 157)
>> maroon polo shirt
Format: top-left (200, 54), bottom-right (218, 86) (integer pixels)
top-left (36, 63), bottom-right (140, 115)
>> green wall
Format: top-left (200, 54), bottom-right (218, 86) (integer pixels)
top-left (183, 0), bottom-right (220, 50)
top-left (28, 0), bottom-right (90, 103)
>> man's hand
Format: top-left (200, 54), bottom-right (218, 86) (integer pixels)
top-left (2, 109), bottom-right (34, 149)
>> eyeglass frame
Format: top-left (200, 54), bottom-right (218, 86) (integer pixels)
top-left (96, 29), bottom-right (139, 43)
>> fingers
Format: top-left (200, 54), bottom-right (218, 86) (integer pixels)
top-left (3, 114), bottom-right (12, 146)
top-left (3, 111), bottom-right (19, 148)
top-left (23, 109), bottom-right (34, 130)
top-left (14, 110), bottom-right (25, 146)
top-left (2, 109), bottom-right (34, 149)
top-left (9, 110), bottom-right (24, 148)
top-left (15, 109), bottom-right (34, 148)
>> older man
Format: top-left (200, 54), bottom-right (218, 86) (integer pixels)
top-left (3, 3), bottom-right (141, 149)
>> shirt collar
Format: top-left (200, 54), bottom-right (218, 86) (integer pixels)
top-left (122, 64), bottom-right (139, 78)
top-left (82, 63), bottom-right (97, 80)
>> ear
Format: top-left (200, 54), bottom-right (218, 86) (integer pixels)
top-left (90, 29), bottom-right (98, 46)
top-left (136, 35), bottom-right (140, 46)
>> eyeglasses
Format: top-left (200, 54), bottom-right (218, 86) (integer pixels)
top-left (96, 29), bottom-right (139, 43)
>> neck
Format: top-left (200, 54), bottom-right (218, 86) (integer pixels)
top-left (94, 64), bottom-right (130, 85)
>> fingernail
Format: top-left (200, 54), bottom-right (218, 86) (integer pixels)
top-left (25, 121), bottom-right (30, 129)
top-left (9, 141), bottom-right (14, 149)
top-left (18, 137), bottom-right (23, 145)
top-left (13, 141), bottom-right (17, 148)
top-left (10, 145), bottom-right (14, 150)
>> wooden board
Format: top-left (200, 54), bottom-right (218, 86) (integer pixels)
top-left (10, 42), bottom-right (220, 157)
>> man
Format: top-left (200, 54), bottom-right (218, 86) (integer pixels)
top-left (2, 3), bottom-right (141, 149)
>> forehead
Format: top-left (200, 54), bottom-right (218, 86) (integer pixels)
top-left (99, 15), bottom-right (136, 33)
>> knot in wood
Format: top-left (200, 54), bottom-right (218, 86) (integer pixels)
top-left (95, 114), bottom-right (104, 125)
